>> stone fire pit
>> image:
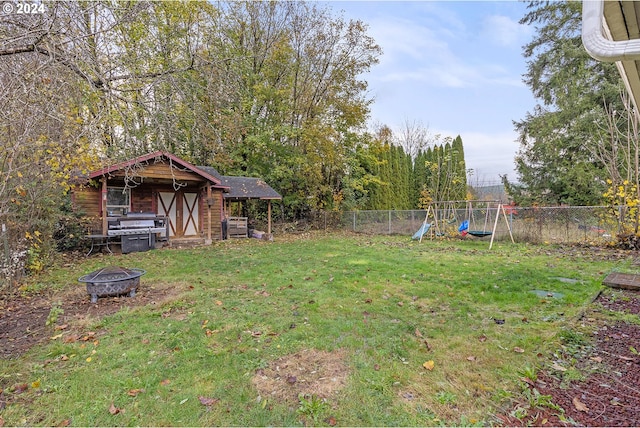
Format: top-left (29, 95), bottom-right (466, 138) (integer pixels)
top-left (79, 266), bottom-right (146, 303)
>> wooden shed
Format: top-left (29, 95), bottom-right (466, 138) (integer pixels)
top-left (73, 151), bottom-right (229, 243)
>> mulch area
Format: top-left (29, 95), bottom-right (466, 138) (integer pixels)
top-left (497, 288), bottom-right (640, 426)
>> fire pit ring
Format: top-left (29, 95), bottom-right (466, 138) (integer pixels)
top-left (79, 266), bottom-right (146, 303)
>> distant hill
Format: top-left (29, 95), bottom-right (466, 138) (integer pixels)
top-left (471, 184), bottom-right (508, 202)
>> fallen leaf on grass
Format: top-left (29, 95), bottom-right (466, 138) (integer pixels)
top-left (160, 379), bottom-right (171, 386)
top-left (81, 332), bottom-right (96, 341)
top-left (572, 396), bottom-right (589, 412)
top-left (12, 383), bottom-right (28, 394)
top-left (127, 389), bottom-right (144, 397)
top-left (552, 363), bottom-right (567, 372)
top-left (325, 416), bottom-right (337, 426)
top-left (0, 416), bottom-right (4, 427)
top-left (198, 396), bottom-right (220, 407)
top-left (414, 328), bottom-right (423, 338)
top-left (64, 335), bottom-right (79, 343)
top-left (520, 377), bottom-right (535, 386)
top-left (590, 356), bottom-right (603, 363)
top-left (423, 360), bottom-right (435, 371)
top-left (215, 300), bottom-right (223, 306)
top-left (108, 403), bottom-right (123, 415)
top-left (513, 347), bottom-right (525, 353)
top-left (466, 356), bottom-right (476, 361)
top-left (57, 418), bottom-right (71, 427)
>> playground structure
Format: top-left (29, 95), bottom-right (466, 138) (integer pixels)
top-left (413, 200), bottom-right (515, 249)
top-left (337, 205), bottom-right (614, 244)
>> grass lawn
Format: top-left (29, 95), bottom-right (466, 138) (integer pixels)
top-left (0, 233), bottom-right (628, 426)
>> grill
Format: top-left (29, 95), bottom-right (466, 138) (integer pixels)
top-left (79, 266), bottom-right (146, 303)
top-left (108, 214), bottom-right (168, 253)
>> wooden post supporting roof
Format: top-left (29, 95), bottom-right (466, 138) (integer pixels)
top-left (206, 184), bottom-right (212, 244)
top-left (101, 177), bottom-right (108, 235)
top-left (267, 200), bottom-right (272, 235)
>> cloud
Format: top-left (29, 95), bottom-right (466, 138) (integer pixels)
top-left (368, 16), bottom-right (452, 65)
top-left (374, 59), bottom-right (522, 89)
top-left (481, 14), bottom-right (532, 48)
top-left (364, 9), bottom-right (526, 90)
top-left (376, 66), bottom-right (477, 88)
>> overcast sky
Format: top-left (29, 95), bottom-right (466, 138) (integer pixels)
top-left (329, 1), bottom-right (536, 185)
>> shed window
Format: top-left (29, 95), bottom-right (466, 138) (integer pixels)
top-left (107, 187), bottom-right (130, 216)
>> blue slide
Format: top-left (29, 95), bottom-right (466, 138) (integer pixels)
top-left (412, 222), bottom-right (432, 240)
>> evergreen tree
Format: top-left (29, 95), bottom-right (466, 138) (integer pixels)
top-left (413, 149), bottom-right (428, 208)
top-left (450, 135), bottom-right (468, 201)
top-left (509, 0), bottom-right (624, 205)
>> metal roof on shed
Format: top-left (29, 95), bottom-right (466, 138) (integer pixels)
top-left (198, 166), bottom-right (282, 200)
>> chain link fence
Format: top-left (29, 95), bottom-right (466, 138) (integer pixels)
top-left (302, 206), bottom-right (621, 244)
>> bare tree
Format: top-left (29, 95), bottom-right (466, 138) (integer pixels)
top-left (395, 118), bottom-right (437, 159)
top-left (591, 91), bottom-right (640, 234)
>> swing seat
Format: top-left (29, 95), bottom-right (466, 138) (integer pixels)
top-left (467, 230), bottom-right (492, 238)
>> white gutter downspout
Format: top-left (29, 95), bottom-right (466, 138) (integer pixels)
top-left (582, 0), bottom-right (640, 119)
top-left (582, 0), bottom-right (640, 61)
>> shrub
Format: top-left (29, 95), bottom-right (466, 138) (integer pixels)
top-left (53, 215), bottom-right (94, 252)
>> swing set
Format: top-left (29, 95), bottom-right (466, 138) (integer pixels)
top-left (414, 200), bottom-right (515, 249)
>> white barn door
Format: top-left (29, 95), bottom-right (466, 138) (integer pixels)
top-left (183, 192), bottom-right (199, 236)
top-left (158, 191), bottom-right (199, 238)
top-left (158, 192), bottom-right (178, 237)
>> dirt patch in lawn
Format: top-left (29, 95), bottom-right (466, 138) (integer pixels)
top-left (0, 280), bottom-right (185, 359)
top-left (251, 348), bottom-right (350, 405)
